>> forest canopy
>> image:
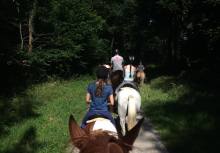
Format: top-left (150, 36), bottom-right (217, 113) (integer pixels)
top-left (1, 0), bottom-right (220, 93)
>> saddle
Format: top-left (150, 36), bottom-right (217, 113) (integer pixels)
top-left (86, 117), bottom-right (107, 123)
top-left (86, 114), bottom-right (108, 123)
top-left (85, 115), bottom-right (118, 136)
top-left (115, 81), bottom-right (139, 96)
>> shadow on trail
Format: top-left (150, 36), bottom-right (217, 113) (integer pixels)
top-left (0, 94), bottom-right (41, 138)
top-left (3, 126), bottom-right (43, 153)
top-left (142, 70), bottom-right (220, 153)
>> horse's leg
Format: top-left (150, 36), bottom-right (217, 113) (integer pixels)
top-left (135, 91), bottom-right (142, 121)
top-left (118, 105), bottom-right (126, 136)
top-left (117, 91), bottom-right (127, 136)
top-left (140, 72), bottom-right (145, 86)
top-left (136, 72), bottom-right (141, 85)
top-left (127, 96), bottom-right (137, 131)
top-left (119, 116), bottom-right (126, 136)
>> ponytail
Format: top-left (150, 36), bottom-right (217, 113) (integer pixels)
top-left (95, 79), bottom-right (105, 97)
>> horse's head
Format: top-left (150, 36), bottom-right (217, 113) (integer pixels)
top-left (69, 115), bottom-right (144, 153)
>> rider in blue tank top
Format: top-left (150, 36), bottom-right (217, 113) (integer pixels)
top-left (81, 66), bottom-right (115, 128)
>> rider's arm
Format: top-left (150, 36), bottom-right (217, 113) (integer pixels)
top-left (133, 66), bottom-right (137, 72)
top-left (122, 57), bottom-right (124, 67)
top-left (86, 92), bottom-right (91, 110)
top-left (108, 94), bottom-right (114, 113)
top-left (86, 92), bottom-right (91, 103)
top-left (110, 57), bottom-right (113, 69)
top-left (109, 94), bottom-right (114, 106)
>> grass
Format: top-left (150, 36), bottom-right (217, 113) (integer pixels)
top-left (140, 72), bottom-right (220, 153)
top-left (0, 76), bottom-right (91, 153)
top-left (0, 71), bottom-right (219, 153)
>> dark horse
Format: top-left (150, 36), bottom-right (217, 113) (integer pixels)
top-left (110, 70), bottom-right (124, 93)
top-left (100, 64), bottom-right (123, 93)
top-left (68, 115), bottom-right (144, 153)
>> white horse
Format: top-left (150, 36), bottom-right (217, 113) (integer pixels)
top-left (117, 86), bottom-right (141, 135)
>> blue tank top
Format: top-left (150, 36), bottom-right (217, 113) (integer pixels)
top-left (87, 82), bottom-right (113, 111)
top-left (124, 68), bottom-right (135, 81)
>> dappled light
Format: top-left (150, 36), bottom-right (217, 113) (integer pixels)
top-left (1, 0), bottom-right (220, 153)
top-left (141, 74), bottom-right (220, 153)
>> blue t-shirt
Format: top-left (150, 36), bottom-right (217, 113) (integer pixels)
top-left (87, 82), bottom-right (113, 111)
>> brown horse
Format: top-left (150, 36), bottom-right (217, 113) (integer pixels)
top-left (68, 115), bottom-right (144, 153)
top-left (135, 70), bottom-right (145, 86)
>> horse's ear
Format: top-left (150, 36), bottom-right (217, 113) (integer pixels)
top-left (69, 115), bottom-right (87, 149)
top-left (121, 118), bottom-right (144, 145)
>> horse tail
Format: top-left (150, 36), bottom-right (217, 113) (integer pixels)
top-left (127, 95), bottom-right (136, 131)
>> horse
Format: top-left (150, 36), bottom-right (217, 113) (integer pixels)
top-left (68, 115), bottom-right (144, 153)
top-left (116, 85), bottom-right (141, 136)
top-left (110, 70), bottom-right (124, 93)
top-left (135, 70), bottom-right (145, 86)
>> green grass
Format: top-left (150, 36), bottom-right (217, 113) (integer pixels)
top-left (0, 73), bottom-right (219, 153)
top-left (0, 76), bottom-right (91, 153)
top-left (140, 75), bottom-right (220, 153)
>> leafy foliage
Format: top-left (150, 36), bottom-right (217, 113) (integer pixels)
top-left (0, 0), bottom-right (220, 92)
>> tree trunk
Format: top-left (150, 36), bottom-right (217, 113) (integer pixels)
top-left (19, 23), bottom-right (23, 50)
top-left (15, 1), bottom-right (23, 51)
top-left (28, 1), bottom-right (36, 53)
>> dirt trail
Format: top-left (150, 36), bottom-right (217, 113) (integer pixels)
top-left (131, 117), bottom-right (169, 153)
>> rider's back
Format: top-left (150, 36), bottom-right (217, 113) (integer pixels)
top-left (124, 65), bottom-right (136, 82)
top-left (111, 54), bottom-right (124, 72)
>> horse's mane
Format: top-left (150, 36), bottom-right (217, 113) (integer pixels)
top-left (92, 130), bottom-right (132, 149)
top-left (85, 130), bottom-right (117, 138)
top-left (70, 130), bottom-right (132, 152)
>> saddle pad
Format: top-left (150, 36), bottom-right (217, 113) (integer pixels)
top-left (86, 117), bottom-right (106, 123)
top-left (93, 119), bottom-right (117, 135)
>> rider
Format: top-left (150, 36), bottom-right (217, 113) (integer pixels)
top-left (124, 56), bottom-right (136, 82)
top-left (110, 49), bottom-right (124, 91)
top-left (124, 64), bottom-right (136, 81)
top-left (81, 65), bottom-right (115, 128)
top-left (111, 49), bottom-right (124, 72)
top-left (136, 61), bottom-right (145, 72)
top-left (115, 55), bottom-right (139, 95)
top-left (135, 60), bottom-right (145, 85)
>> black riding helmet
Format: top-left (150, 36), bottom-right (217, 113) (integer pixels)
top-left (96, 66), bottom-right (109, 79)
